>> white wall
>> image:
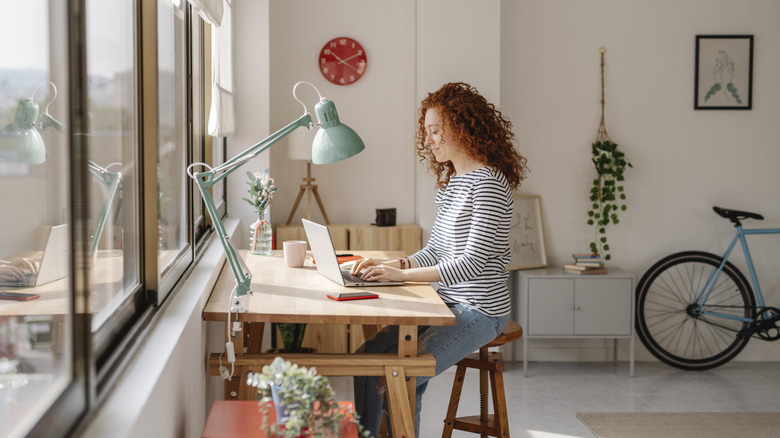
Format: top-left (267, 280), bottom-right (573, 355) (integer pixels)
top-left (415, 0), bottom-right (502, 242)
top-left (266, 0), bottom-right (417, 228)
top-left (228, 0), bottom-right (271, 248)
top-left (501, 0), bottom-right (780, 362)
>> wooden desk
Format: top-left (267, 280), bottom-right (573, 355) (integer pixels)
top-left (203, 250), bottom-right (454, 438)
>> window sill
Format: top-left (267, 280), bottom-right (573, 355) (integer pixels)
top-left (81, 218), bottom-right (238, 438)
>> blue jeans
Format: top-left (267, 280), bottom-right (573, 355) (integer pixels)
top-left (353, 303), bottom-right (509, 438)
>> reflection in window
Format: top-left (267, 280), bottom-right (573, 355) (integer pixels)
top-left (158, 0), bottom-right (188, 270)
top-left (86, 0), bottom-right (140, 332)
top-left (0, 1), bottom-right (72, 435)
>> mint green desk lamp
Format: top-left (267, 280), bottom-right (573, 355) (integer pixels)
top-left (187, 81), bottom-right (364, 313)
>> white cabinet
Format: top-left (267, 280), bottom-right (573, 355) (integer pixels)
top-left (514, 268), bottom-right (634, 376)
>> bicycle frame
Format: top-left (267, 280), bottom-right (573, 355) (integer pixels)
top-left (695, 225), bottom-right (780, 323)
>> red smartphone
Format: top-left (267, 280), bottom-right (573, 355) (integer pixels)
top-left (0, 291), bottom-right (41, 301)
top-left (327, 292), bottom-right (379, 301)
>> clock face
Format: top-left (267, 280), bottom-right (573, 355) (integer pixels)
top-left (318, 37), bottom-right (367, 86)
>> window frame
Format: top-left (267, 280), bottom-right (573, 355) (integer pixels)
top-left (17, 1), bottom-right (224, 436)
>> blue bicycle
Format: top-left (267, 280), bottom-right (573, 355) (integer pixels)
top-left (635, 206), bottom-right (780, 370)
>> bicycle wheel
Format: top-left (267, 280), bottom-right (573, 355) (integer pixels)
top-left (636, 251), bottom-right (755, 370)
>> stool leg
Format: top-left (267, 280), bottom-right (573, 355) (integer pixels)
top-left (490, 364), bottom-right (510, 437)
top-left (441, 363), bottom-right (468, 438)
top-left (479, 347), bottom-right (489, 438)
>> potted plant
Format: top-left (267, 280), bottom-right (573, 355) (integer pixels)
top-left (248, 357), bottom-right (369, 438)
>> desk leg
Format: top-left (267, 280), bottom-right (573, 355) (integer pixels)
top-left (385, 365), bottom-right (415, 438)
top-left (388, 325), bottom-right (417, 438)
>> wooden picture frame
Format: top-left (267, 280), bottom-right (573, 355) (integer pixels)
top-left (508, 194), bottom-right (547, 270)
top-left (695, 35), bottom-right (753, 110)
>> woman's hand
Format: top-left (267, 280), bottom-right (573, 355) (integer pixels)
top-left (360, 263), bottom-right (403, 282)
top-left (350, 258), bottom-right (404, 282)
top-left (0, 258), bottom-right (40, 282)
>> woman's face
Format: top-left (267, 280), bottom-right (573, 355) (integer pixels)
top-left (424, 107), bottom-right (458, 163)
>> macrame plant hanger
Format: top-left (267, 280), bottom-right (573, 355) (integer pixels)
top-left (595, 46), bottom-right (610, 144)
top-left (587, 46), bottom-right (632, 261)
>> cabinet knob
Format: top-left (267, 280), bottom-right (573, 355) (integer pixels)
top-left (574, 305), bottom-right (581, 311)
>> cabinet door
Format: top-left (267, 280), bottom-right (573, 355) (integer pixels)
top-left (527, 278), bottom-right (574, 335)
top-left (574, 278), bottom-right (632, 335)
top-left (274, 224), bottom-right (349, 250)
top-left (349, 224), bottom-right (422, 253)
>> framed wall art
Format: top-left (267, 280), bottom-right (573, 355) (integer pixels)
top-left (695, 35), bottom-right (753, 110)
top-left (508, 194), bottom-right (547, 270)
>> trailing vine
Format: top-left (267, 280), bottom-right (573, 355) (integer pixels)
top-left (588, 140), bottom-right (631, 260)
top-left (587, 48), bottom-right (632, 261)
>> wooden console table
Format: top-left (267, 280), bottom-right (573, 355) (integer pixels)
top-left (202, 250), bottom-right (454, 438)
top-left (275, 223), bottom-right (422, 255)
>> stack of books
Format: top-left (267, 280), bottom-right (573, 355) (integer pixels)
top-left (564, 253), bottom-right (607, 275)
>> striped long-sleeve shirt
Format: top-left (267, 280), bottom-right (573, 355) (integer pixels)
top-left (409, 166), bottom-right (513, 317)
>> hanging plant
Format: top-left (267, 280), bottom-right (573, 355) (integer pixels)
top-left (587, 47), bottom-right (632, 261)
top-left (588, 140), bottom-right (631, 260)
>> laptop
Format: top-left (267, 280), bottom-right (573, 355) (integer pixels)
top-left (302, 219), bottom-right (403, 287)
top-left (0, 224), bottom-right (69, 287)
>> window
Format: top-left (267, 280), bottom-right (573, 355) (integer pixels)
top-left (0, 1), bottom-right (75, 435)
top-left (0, 1), bottom-right (221, 436)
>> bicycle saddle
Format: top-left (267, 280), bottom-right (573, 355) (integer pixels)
top-left (713, 206), bottom-right (764, 225)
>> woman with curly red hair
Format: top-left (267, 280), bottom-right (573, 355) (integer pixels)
top-left (352, 82), bottom-right (528, 437)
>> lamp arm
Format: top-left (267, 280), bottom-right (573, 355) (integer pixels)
top-left (88, 161), bottom-right (122, 258)
top-left (188, 113), bottom-right (313, 298)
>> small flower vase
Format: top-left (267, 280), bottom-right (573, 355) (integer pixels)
top-left (270, 384), bottom-right (291, 424)
top-left (249, 208), bottom-right (273, 255)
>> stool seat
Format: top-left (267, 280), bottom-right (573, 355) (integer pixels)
top-left (442, 322), bottom-right (523, 438)
top-left (485, 321), bottom-right (522, 348)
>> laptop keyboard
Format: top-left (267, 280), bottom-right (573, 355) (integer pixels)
top-left (341, 271), bottom-right (364, 284)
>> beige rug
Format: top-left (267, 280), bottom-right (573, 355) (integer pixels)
top-left (577, 412), bottom-right (780, 438)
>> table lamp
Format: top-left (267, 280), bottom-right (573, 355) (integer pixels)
top-left (0, 98), bottom-right (51, 164)
top-left (187, 81), bottom-right (364, 313)
top-left (285, 127), bottom-right (331, 225)
top-left (0, 82), bottom-right (121, 263)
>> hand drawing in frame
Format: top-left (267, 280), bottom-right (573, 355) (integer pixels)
top-left (695, 35), bottom-right (753, 110)
top-left (508, 194), bottom-right (547, 270)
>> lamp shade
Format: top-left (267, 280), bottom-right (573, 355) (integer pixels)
top-left (0, 98), bottom-right (46, 164)
top-left (311, 98), bottom-right (364, 164)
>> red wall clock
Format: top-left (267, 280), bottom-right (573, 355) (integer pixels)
top-left (318, 37), bottom-right (367, 86)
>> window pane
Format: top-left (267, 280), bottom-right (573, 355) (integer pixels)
top-left (0, 1), bottom-right (73, 434)
top-left (86, 0), bottom-right (141, 332)
top-left (158, 0), bottom-right (188, 270)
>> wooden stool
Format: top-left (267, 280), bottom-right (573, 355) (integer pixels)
top-left (442, 321), bottom-right (523, 438)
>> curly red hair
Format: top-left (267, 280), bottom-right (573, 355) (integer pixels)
top-left (415, 82), bottom-right (528, 190)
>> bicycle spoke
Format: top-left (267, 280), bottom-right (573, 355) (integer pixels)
top-left (636, 252), bottom-right (754, 370)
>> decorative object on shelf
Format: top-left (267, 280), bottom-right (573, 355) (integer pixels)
top-left (587, 47), bottom-right (632, 262)
top-left (245, 169), bottom-right (277, 255)
top-left (374, 208), bottom-right (396, 227)
top-left (695, 35), bottom-right (753, 110)
top-left (564, 253), bottom-right (607, 275)
top-left (188, 80), bottom-right (364, 314)
top-left (318, 37), bottom-right (367, 86)
top-left (247, 357), bottom-right (368, 438)
top-left (508, 194), bottom-right (547, 270)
